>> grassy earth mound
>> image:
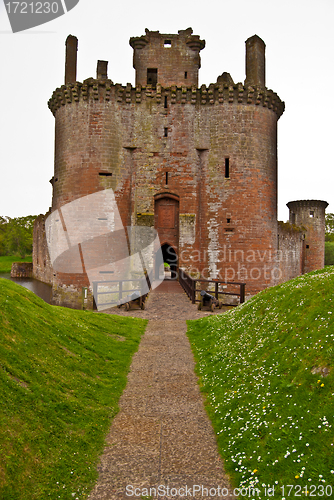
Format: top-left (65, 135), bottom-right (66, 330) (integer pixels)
top-left (187, 267), bottom-right (334, 499)
top-left (0, 278), bottom-right (147, 500)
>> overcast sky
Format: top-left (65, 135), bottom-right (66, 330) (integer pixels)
top-left (0, 0), bottom-right (333, 221)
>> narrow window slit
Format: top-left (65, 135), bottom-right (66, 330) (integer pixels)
top-left (164, 95), bottom-right (168, 108)
top-left (99, 172), bottom-right (112, 177)
top-left (224, 157), bottom-right (230, 178)
top-left (166, 172), bottom-right (169, 185)
top-left (164, 128), bottom-right (168, 137)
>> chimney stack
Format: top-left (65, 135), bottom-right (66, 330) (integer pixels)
top-left (65, 35), bottom-right (78, 85)
top-left (97, 60), bottom-right (108, 80)
top-left (245, 35), bottom-right (265, 88)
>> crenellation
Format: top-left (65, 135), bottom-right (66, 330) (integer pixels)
top-left (48, 80), bottom-right (285, 118)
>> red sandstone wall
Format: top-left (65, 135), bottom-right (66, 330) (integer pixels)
top-left (47, 82), bottom-right (283, 298)
top-left (192, 104), bottom-right (278, 294)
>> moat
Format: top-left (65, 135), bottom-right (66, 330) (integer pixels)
top-left (1, 273), bottom-right (52, 304)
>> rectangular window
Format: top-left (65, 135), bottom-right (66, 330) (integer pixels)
top-left (99, 172), bottom-right (112, 177)
top-left (147, 68), bottom-right (157, 86)
top-left (164, 95), bottom-right (168, 108)
top-left (225, 157), bottom-right (230, 178)
top-left (185, 71), bottom-right (188, 79)
top-left (166, 172), bottom-right (169, 185)
top-left (310, 211), bottom-right (314, 218)
top-left (164, 127), bottom-right (168, 137)
top-left (164, 40), bottom-right (172, 48)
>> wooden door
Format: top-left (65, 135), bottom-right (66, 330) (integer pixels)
top-left (154, 196), bottom-right (179, 253)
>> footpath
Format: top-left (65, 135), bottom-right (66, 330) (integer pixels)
top-left (88, 280), bottom-right (236, 500)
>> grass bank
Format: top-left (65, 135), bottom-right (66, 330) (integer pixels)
top-left (0, 255), bottom-right (32, 273)
top-left (187, 267), bottom-right (334, 498)
top-left (0, 278), bottom-right (147, 500)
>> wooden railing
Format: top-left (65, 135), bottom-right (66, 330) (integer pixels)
top-left (93, 269), bottom-right (153, 309)
top-left (178, 268), bottom-right (245, 306)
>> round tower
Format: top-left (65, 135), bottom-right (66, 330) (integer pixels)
top-left (47, 35), bottom-right (131, 308)
top-left (287, 200), bottom-right (328, 273)
top-left (51, 35), bottom-right (118, 212)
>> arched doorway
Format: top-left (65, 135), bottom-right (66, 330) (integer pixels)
top-left (154, 194), bottom-right (179, 280)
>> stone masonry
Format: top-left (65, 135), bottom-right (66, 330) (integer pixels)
top-left (33, 29), bottom-right (328, 308)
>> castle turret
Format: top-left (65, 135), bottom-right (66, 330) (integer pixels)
top-left (287, 200), bottom-right (328, 273)
top-left (129, 28), bottom-right (205, 87)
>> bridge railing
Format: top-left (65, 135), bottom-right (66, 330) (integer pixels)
top-left (93, 269), bottom-right (153, 309)
top-left (178, 268), bottom-right (245, 306)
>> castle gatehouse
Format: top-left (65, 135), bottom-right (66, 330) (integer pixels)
top-left (33, 29), bottom-right (328, 309)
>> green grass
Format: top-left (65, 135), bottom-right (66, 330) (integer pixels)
top-left (187, 267), bottom-right (334, 498)
top-left (0, 255), bottom-right (32, 273)
top-left (0, 278), bottom-right (147, 500)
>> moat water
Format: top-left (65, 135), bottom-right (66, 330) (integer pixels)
top-left (0, 273), bottom-right (52, 304)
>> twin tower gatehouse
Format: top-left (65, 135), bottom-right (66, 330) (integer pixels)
top-left (33, 29), bottom-right (328, 309)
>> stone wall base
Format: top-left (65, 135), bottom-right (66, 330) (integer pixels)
top-left (11, 262), bottom-right (33, 278)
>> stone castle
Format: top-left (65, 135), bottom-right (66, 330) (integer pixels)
top-left (33, 29), bottom-right (328, 309)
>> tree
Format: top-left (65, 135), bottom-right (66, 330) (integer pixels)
top-left (325, 213), bottom-right (334, 242)
top-left (0, 216), bottom-right (9, 256)
top-left (325, 242), bottom-right (334, 266)
top-left (0, 215), bottom-right (36, 258)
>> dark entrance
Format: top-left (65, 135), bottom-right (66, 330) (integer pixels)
top-left (161, 243), bottom-right (178, 280)
top-left (154, 194), bottom-right (179, 281)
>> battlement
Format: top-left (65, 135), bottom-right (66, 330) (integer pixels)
top-left (48, 80), bottom-right (285, 118)
top-left (287, 200), bottom-right (329, 211)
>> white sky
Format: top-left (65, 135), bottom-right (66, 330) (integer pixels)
top-left (0, 0), bottom-right (333, 221)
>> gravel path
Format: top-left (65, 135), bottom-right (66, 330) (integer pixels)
top-left (88, 281), bottom-right (236, 499)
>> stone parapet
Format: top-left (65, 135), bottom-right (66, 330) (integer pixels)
top-left (48, 81), bottom-right (285, 119)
